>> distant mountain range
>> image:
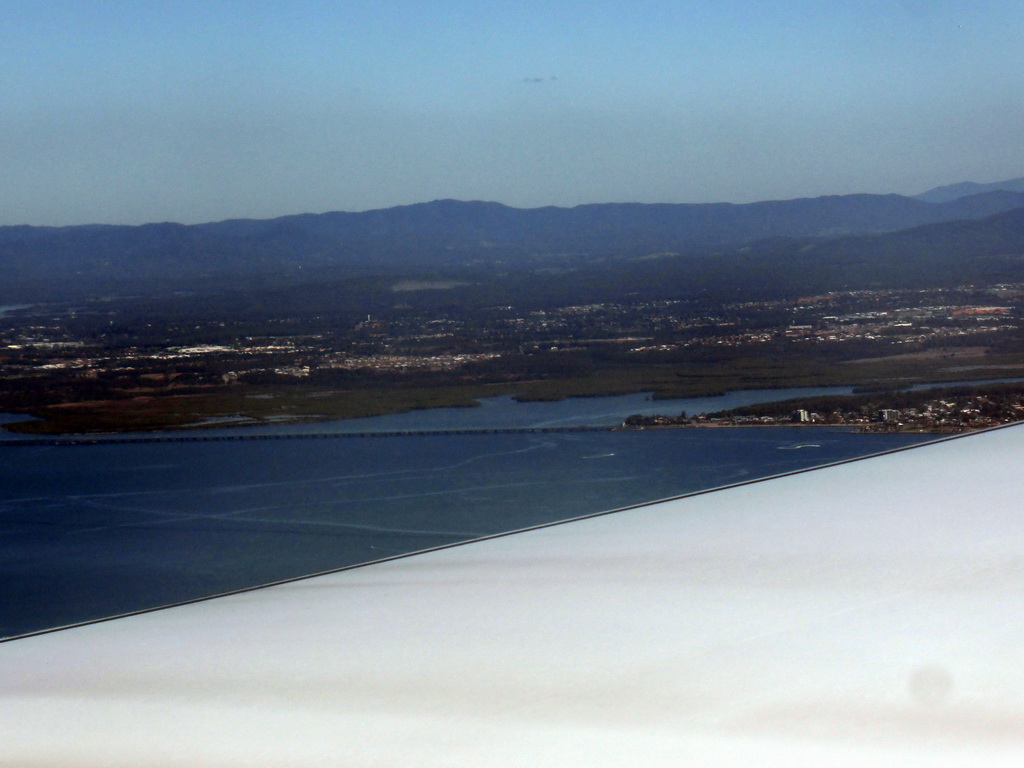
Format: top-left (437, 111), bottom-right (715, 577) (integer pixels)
top-left (914, 176), bottom-right (1024, 204)
top-left (3, 184), bottom-right (1024, 302)
top-left (140, 203), bottom-right (1024, 322)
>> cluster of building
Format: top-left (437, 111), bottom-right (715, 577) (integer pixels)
top-left (2, 285), bottom-right (1023, 407)
top-left (322, 352), bottom-right (501, 372)
top-left (623, 392), bottom-right (1024, 434)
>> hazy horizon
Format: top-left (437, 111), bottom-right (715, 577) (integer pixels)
top-left (6, 176), bottom-right (1024, 231)
top-left (5, 1), bottom-right (1024, 227)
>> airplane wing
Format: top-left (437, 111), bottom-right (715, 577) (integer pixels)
top-left (2, 425), bottom-right (1023, 766)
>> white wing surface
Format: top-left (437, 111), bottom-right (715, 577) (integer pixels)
top-left (2, 425), bottom-right (1024, 766)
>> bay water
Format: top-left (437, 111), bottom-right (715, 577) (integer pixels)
top-left (0, 415), bottom-right (934, 638)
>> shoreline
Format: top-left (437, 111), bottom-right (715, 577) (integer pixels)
top-left (638, 422), bottom-right (975, 435)
top-left (3, 375), bottom-right (1020, 438)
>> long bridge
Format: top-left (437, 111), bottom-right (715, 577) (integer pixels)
top-left (0, 425), bottom-right (629, 447)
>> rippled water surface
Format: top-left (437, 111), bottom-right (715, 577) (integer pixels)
top-left (0, 423), bottom-right (936, 638)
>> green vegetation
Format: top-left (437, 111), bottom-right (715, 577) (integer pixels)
top-left (7, 345), bottom-right (1023, 435)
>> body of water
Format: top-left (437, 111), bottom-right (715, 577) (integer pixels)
top-left (0, 423), bottom-right (934, 638)
top-left (0, 304), bottom-right (33, 318)
top-left (1, 385), bottom-right (862, 441)
top-left (6, 379), bottom-right (1020, 441)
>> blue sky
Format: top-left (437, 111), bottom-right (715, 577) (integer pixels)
top-left (3, 0), bottom-right (1023, 225)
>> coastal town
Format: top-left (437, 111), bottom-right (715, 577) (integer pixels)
top-left (623, 385), bottom-right (1024, 434)
top-left (2, 281), bottom-right (1024, 433)
top-left (2, 284), bottom-right (1021, 385)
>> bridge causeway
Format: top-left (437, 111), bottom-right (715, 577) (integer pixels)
top-left (0, 425), bottom-right (625, 447)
